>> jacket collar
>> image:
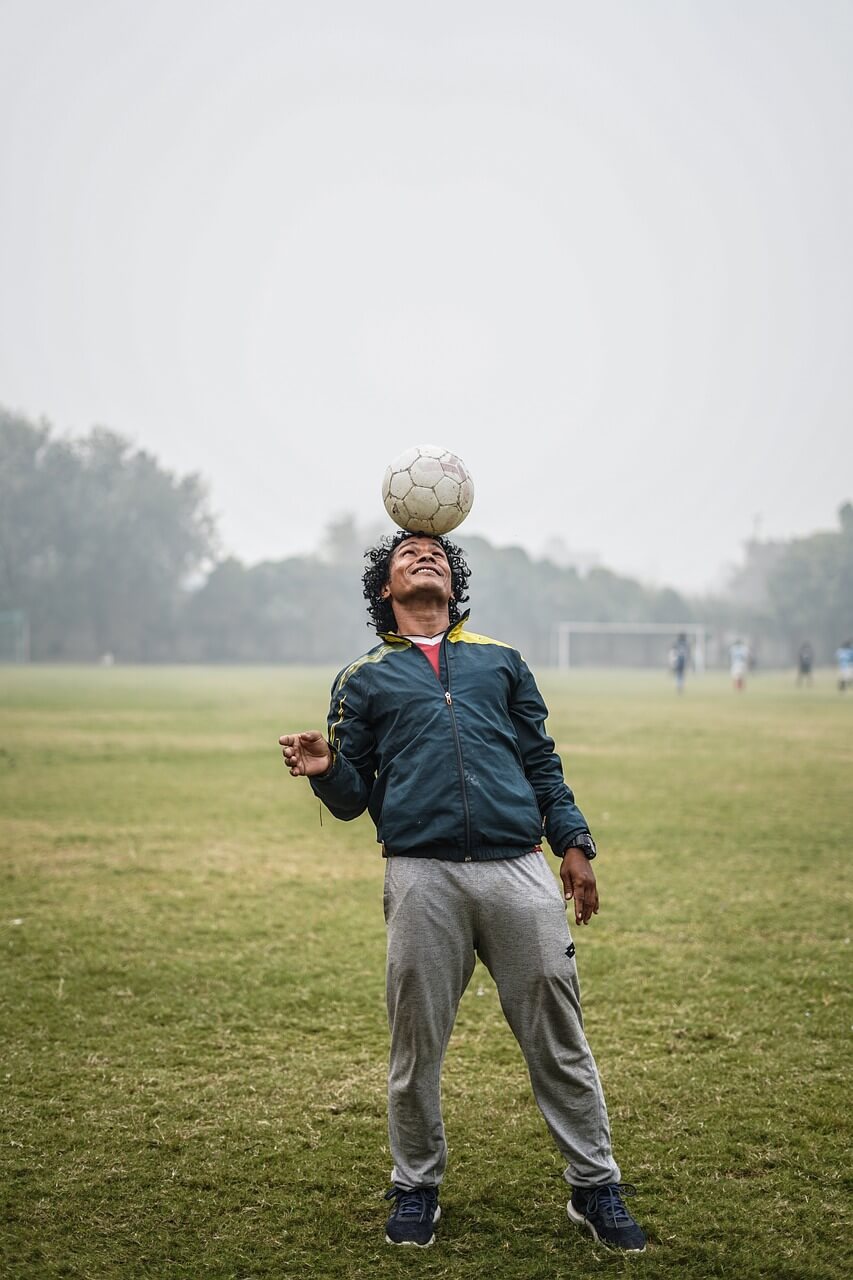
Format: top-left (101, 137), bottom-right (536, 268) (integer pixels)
top-left (379, 609), bottom-right (470, 647)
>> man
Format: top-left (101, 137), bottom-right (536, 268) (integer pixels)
top-left (669, 632), bottom-right (690, 693)
top-left (729, 638), bottom-right (750, 691)
top-left (796, 642), bottom-right (814, 687)
top-left (279, 531), bottom-right (646, 1253)
top-left (837, 639), bottom-right (853, 692)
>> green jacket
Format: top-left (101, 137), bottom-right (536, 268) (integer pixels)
top-left (310, 612), bottom-right (591, 862)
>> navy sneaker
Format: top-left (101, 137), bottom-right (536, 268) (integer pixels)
top-left (567, 1182), bottom-right (646, 1252)
top-left (384, 1184), bottom-right (441, 1247)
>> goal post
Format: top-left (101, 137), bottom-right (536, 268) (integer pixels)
top-left (554, 621), bottom-right (707, 672)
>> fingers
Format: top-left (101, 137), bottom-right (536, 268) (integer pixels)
top-left (280, 743), bottom-right (304, 776)
top-left (278, 731), bottom-right (331, 777)
top-left (571, 879), bottom-right (599, 926)
top-left (561, 852), bottom-right (600, 926)
top-left (279, 733), bottom-right (306, 776)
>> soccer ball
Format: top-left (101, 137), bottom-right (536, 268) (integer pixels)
top-left (381, 445), bottom-right (475, 535)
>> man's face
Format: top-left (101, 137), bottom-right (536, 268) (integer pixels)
top-left (382, 536), bottom-right (453, 610)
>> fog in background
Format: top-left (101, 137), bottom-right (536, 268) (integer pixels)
top-left (1, 0), bottom-right (851, 593)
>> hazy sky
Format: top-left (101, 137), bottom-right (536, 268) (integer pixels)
top-left (1, 0), bottom-right (851, 592)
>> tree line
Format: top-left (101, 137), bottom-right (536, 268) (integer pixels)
top-left (1, 406), bottom-right (850, 666)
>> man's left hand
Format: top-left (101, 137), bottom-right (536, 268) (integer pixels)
top-left (560, 848), bottom-right (600, 926)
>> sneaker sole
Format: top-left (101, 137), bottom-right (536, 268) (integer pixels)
top-left (566, 1201), bottom-right (646, 1253)
top-left (385, 1205), bottom-right (441, 1248)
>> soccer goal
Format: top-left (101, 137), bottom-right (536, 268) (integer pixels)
top-left (554, 621), bottom-right (707, 672)
top-left (0, 610), bottom-right (30, 663)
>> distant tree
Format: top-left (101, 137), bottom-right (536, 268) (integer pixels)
top-left (725, 537), bottom-right (788, 609)
top-left (178, 557), bottom-right (257, 661)
top-left (765, 503), bottom-right (853, 660)
top-left (180, 547), bottom-right (367, 666)
top-left (648, 586), bottom-right (693, 623)
top-left (0, 407), bottom-right (217, 659)
top-left (319, 514), bottom-right (386, 567)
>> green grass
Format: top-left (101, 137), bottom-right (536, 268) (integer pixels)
top-left (1, 665), bottom-right (851, 1279)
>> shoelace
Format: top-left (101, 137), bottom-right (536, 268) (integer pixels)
top-left (584, 1182), bottom-right (638, 1226)
top-left (384, 1186), bottom-right (435, 1220)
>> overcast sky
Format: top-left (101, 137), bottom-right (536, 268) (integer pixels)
top-left (1, 0), bottom-right (851, 592)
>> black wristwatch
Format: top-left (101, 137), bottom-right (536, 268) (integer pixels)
top-left (567, 833), bottom-right (597, 860)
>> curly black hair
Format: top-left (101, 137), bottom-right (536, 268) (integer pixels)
top-left (362, 529), bottom-right (471, 634)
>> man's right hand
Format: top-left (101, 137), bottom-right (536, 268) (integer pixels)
top-left (279, 731), bottom-right (332, 778)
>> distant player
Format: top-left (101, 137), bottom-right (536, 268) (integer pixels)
top-left (836, 640), bottom-right (853, 692)
top-left (729, 638), bottom-right (750, 692)
top-left (279, 531), bottom-right (647, 1252)
top-left (796, 642), bottom-right (814, 687)
top-left (669, 633), bottom-right (690, 693)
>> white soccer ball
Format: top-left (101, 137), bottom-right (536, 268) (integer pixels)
top-left (381, 445), bottom-right (474, 535)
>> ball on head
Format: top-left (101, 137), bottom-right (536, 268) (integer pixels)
top-left (382, 445), bottom-right (474, 535)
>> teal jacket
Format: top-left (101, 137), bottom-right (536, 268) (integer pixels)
top-left (310, 613), bottom-right (591, 862)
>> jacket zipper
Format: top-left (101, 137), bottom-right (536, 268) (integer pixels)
top-left (440, 635), bottom-right (472, 859)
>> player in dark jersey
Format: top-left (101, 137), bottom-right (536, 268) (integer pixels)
top-left (279, 531), bottom-right (647, 1253)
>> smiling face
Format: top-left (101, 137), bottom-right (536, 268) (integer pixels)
top-left (381, 535), bottom-right (453, 615)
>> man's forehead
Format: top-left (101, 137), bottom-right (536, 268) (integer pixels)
top-left (392, 536), bottom-right (448, 560)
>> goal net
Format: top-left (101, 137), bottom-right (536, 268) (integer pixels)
top-left (553, 621), bottom-right (707, 671)
top-left (0, 610), bottom-right (30, 663)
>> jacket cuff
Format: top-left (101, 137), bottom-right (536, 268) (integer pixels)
top-left (310, 746), bottom-right (338, 790)
top-left (552, 827), bottom-right (592, 856)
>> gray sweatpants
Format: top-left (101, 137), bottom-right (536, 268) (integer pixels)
top-left (384, 851), bottom-right (621, 1190)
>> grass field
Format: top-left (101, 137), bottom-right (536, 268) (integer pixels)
top-left (1, 664), bottom-right (851, 1280)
